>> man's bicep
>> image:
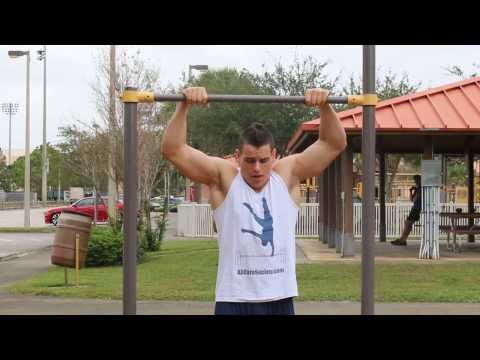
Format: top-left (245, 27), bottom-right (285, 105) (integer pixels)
top-left (292, 141), bottom-right (342, 181)
top-left (165, 145), bottom-right (222, 186)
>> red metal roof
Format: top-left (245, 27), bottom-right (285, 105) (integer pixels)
top-left (287, 76), bottom-right (480, 151)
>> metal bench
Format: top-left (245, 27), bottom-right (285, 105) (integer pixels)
top-left (440, 213), bottom-right (480, 253)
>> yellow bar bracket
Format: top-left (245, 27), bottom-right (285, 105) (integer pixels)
top-left (121, 90), bottom-right (155, 103)
top-left (347, 94), bottom-right (378, 106)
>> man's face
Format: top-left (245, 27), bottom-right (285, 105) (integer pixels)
top-left (236, 143), bottom-right (276, 191)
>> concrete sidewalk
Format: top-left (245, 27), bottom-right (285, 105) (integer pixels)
top-left (3, 294), bottom-right (480, 315)
top-left (296, 238), bottom-right (480, 263)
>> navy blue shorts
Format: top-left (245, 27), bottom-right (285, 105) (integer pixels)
top-left (407, 208), bottom-right (421, 222)
top-left (214, 297), bottom-right (295, 315)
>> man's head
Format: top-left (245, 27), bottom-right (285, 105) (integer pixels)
top-left (413, 174), bottom-right (421, 186)
top-left (235, 122), bottom-right (276, 192)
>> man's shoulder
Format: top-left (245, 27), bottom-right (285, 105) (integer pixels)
top-left (213, 157), bottom-right (238, 176)
top-left (209, 157), bottom-right (238, 194)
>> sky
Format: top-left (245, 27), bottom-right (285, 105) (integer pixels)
top-left (1, 45), bottom-right (480, 155)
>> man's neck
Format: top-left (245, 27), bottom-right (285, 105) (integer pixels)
top-left (241, 173), bottom-right (270, 193)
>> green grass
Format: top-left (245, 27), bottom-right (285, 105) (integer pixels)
top-left (0, 227), bottom-right (55, 233)
top-left (8, 240), bottom-right (480, 303)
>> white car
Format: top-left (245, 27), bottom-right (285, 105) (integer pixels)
top-left (150, 196), bottom-right (164, 211)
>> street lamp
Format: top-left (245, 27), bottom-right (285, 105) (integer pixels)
top-left (1, 102), bottom-right (19, 165)
top-left (8, 49), bottom-right (30, 229)
top-left (37, 45), bottom-right (47, 207)
top-left (185, 65), bottom-right (208, 202)
top-left (188, 64), bottom-right (208, 83)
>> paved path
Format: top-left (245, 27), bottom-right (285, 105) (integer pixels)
top-left (0, 208), bottom-right (51, 228)
top-left (2, 247), bottom-right (480, 315)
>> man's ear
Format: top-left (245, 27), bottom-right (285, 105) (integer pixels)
top-left (272, 148), bottom-right (277, 159)
top-left (234, 148), bottom-right (240, 160)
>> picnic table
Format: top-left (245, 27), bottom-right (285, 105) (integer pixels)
top-left (440, 212), bottom-right (480, 253)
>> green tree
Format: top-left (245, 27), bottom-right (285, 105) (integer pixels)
top-left (445, 64), bottom-right (480, 79)
top-left (57, 124), bottom-right (109, 194)
top-left (0, 148), bottom-right (13, 192)
top-left (448, 159), bottom-right (466, 186)
top-left (162, 56), bottom-right (340, 157)
top-left (251, 55), bottom-right (339, 155)
top-left (0, 147), bottom-right (5, 165)
top-left (9, 144), bottom-right (84, 198)
top-left (162, 68), bottom-right (268, 157)
top-left (60, 47), bottom-right (170, 239)
top-left (342, 71), bottom-right (422, 201)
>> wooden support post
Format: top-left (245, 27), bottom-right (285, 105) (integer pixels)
top-left (423, 135), bottom-right (433, 160)
top-left (328, 162), bottom-right (336, 248)
top-left (335, 156), bottom-right (343, 253)
top-left (342, 147), bottom-right (355, 257)
top-left (317, 175), bottom-right (324, 243)
top-left (322, 168), bottom-right (329, 244)
top-left (467, 138), bottom-right (475, 243)
top-left (379, 144), bottom-right (386, 242)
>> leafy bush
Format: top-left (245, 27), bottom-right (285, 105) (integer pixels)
top-left (142, 197), bottom-right (168, 252)
top-left (85, 226), bottom-right (145, 267)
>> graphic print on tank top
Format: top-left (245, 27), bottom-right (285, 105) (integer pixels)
top-left (241, 197), bottom-right (274, 256)
top-left (236, 196), bottom-right (287, 275)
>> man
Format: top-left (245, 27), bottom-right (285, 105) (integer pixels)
top-left (391, 174), bottom-right (421, 246)
top-left (160, 87), bottom-right (346, 315)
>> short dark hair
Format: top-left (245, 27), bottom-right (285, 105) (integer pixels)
top-left (238, 122), bottom-right (275, 151)
top-left (413, 174), bottom-right (421, 184)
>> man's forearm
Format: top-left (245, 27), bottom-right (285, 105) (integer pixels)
top-left (160, 102), bottom-right (189, 156)
top-left (318, 104), bottom-right (347, 150)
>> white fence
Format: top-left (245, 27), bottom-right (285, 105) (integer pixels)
top-left (177, 202), bottom-right (480, 239)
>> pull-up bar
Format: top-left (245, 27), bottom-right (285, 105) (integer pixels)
top-left (121, 91), bottom-right (378, 106)
top-left (121, 45), bottom-right (377, 316)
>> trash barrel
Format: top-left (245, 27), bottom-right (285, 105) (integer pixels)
top-left (51, 211), bottom-right (92, 268)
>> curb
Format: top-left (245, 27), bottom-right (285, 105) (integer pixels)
top-left (0, 252), bottom-right (31, 262)
top-left (0, 246), bottom-right (52, 263)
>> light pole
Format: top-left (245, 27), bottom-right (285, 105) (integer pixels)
top-left (188, 64), bottom-right (208, 84)
top-left (1, 102), bottom-right (19, 165)
top-left (185, 64), bottom-right (208, 202)
top-left (37, 45), bottom-right (47, 207)
top-left (9, 50), bottom-right (31, 229)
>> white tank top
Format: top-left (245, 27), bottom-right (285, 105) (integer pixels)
top-left (212, 170), bottom-right (299, 302)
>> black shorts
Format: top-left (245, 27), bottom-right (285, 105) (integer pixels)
top-left (407, 208), bottom-right (421, 222)
top-left (214, 297), bottom-right (295, 315)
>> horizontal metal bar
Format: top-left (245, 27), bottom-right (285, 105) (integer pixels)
top-left (153, 93), bottom-right (349, 104)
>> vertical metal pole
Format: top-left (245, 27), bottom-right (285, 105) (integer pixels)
top-left (123, 87), bottom-right (138, 315)
top-left (361, 45), bottom-right (376, 315)
top-left (42, 45), bottom-right (47, 208)
top-left (8, 110), bottom-right (12, 166)
top-left (24, 53), bottom-right (31, 229)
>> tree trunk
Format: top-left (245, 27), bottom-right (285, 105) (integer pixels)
top-left (385, 156), bottom-right (401, 202)
top-left (144, 190), bottom-right (152, 234)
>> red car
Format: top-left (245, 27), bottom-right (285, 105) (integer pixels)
top-left (44, 197), bottom-right (124, 226)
